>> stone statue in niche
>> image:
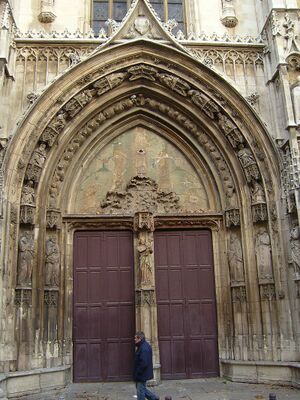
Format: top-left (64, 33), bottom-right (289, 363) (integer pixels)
top-left (17, 233), bottom-right (34, 286)
top-left (255, 231), bottom-right (273, 282)
top-left (31, 143), bottom-right (47, 168)
top-left (251, 181), bottom-right (266, 204)
top-left (228, 234), bottom-right (245, 283)
top-left (137, 233), bottom-right (153, 287)
top-left (21, 181), bottom-right (35, 205)
top-left (237, 144), bottom-right (256, 168)
top-left (226, 185), bottom-right (238, 209)
top-left (291, 77), bottom-right (300, 125)
top-left (290, 225), bottom-right (300, 278)
top-left (45, 237), bottom-right (60, 287)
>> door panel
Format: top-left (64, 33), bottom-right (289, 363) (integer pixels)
top-left (155, 230), bottom-right (219, 379)
top-left (73, 231), bottom-right (134, 382)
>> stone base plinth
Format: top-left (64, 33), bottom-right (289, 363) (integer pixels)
top-left (0, 365), bottom-right (71, 398)
top-left (221, 360), bottom-right (300, 388)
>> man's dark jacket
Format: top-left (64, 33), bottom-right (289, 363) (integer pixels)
top-left (133, 338), bottom-right (154, 382)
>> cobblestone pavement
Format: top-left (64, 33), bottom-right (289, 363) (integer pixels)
top-left (16, 378), bottom-right (300, 400)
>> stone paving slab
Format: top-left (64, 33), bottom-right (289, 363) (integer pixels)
top-left (14, 378), bottom-right (300, 400)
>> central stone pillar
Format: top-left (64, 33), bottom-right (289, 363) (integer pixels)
top-left (134, 212), bottom-right (160, 383)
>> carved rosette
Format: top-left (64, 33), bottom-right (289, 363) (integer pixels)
top-left (135, 289), bottom-right (156, 307)
top-left (225, 208), bottom-right (240, 228)
top-left (259, 284), bottom-right (276, 301)
top-left (20, 205), bottom-right (35, 225)
top-left (46, 209), bottom-right (62, 229)
top-left (14, 289), bottom-right (32, 308)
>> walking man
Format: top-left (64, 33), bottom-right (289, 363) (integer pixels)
top-left (133, 331), bottom-right (159, 400)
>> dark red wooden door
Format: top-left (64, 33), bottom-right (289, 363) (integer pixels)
top-left (73, 231), bottom-right (135, 382)
top-left (155, 230), bottom-right (219, 379)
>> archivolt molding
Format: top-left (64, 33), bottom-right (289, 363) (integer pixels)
top-left (4, 44), bottom-right (279, 226)
top-left (47, 94), bottom-right (236, 212)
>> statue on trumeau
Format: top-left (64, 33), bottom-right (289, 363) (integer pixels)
top-left (137, 233), bottom-right (153, 287)
top-left (17, 233), bottom-right (34, 286)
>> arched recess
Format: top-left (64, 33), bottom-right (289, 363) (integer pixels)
top-left (2, 39), bottom-right (294, 378)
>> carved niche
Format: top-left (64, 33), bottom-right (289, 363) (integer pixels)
top-left (251, 181), bottom-right (268, 223)
top-left (100, 175), bottom-right (180, 215)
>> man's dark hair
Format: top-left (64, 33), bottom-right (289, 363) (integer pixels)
top-left (135, 331), bottom-right (145, 340)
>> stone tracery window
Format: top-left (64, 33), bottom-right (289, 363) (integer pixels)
top-left (92, 0), bottom-right (185, 34)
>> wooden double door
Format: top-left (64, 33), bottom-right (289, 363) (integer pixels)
top-left (73, 230), bottom-right (218, 382)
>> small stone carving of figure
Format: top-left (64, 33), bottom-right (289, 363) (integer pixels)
top-left (50, 110), bottom-right (67, 132)
top-left (217, 113), bottom-right (237, 134)
top-left (292, 77), bottom-right (300, 125)
top-left (137, 234), bottom-right (153, 287)
top-left (225, 185), bottom-right (238, 209)
top-left (18, 233), bottom-right (34, 286)
top-left (255, 231), bottom-right (273, 282)
top-left (251, 181), bottom-right (266, 204)
top-left (157, 73), bottom-right (190, 96)
top-left (45, 238), bottom-right (60, 287)
top-left (290, 225), bottom-right (300, 276)
top-left (237, 144), bottom-right (256, 168)
top-left (21, 181), bottom-right (35, 205)
top-left (228, 234), bottom-right (244, 283)
top-left (31, 143), bottom-right (47, 168)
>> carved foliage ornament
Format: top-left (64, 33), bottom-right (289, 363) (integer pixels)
top-left (101, 175), bottom-right (180, 215)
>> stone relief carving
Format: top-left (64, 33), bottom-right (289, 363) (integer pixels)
top-left (44, 290), bottom-right (58, 306)
top-left (17, 233), bottom-right (34, 286)
top-left (128, 64), bottom-right (157, 81)
top-left (255, 231), bottom-right (273, 283)
top-left (135, 289), bottom-right (156, 306)
top-left (282, 13), bottom-right (300, 54)
top-left (231, 286), bottom-right (246, 303)
top-left (228, 234), bottom-right (245, 284)
top-left (101, 175), bottom-right (180, 215)
top-left (188, 90), bottom-right (220, 119)
top-left (46, 209), bottom-right (62, 229)
top-left (14, 289), bottom-right (32, 307)
top-left (21, 181), bottom-right (35, 205)
top-left (259, 283), bottom-right (276, 301)
top-left (217, 113), bottom-right (244, 148)
top-left (134, 212), bottom-right (154, 232)
top-left (157, 73), bottom-right (191, 96)
top-left (20, 205), bottom-right (35, 225)
top-left (45, 238), bottom-right (60, 287)
top-left (290, 226), bottom-right (300, 279)
top-left (237, 144), bottom-right (260, 182)
top-left (94, 73), bottom-right (127, 95)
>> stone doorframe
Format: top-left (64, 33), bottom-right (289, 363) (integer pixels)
top-left (64, 212), bottom-right (222, 382)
